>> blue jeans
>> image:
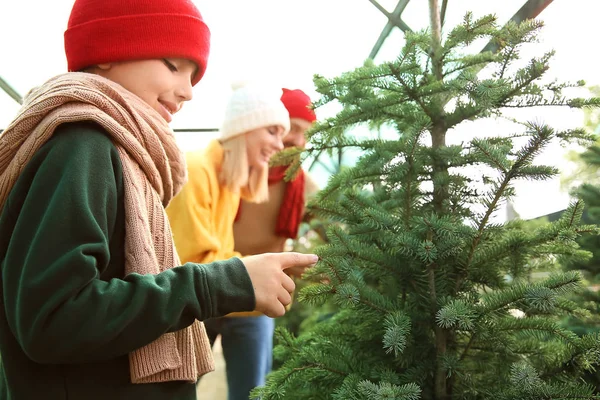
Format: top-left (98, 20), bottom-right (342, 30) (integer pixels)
top-left (204, 315), bottom-right (275, 400)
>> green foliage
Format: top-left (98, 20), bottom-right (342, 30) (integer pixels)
top-left (557, 88), bottom-right (600, 392)
top-left (255, 12), bottom-right (600, 400)
top-left (567, 144), bottom-right (600, 278)
top-left (272, 214), bottom-right (338, 364)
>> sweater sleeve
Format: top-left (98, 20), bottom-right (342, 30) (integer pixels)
top-left (1, 124), bottom-right (255, 365)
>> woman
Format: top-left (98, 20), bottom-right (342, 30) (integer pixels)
top-left (167, 84), bottom-right (291, 399)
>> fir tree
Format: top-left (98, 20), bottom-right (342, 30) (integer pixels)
top-left (256, 3), bottom-right (600, 400)
top-left (560, 142), bottom-right (600, 346)
top-left (559, 97), bottom-right (600, 390)
top-left (560, 86), bottom-right (600, 279)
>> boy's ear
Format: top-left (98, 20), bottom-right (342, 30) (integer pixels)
top-left (96, 63), bottom-right (112, 71)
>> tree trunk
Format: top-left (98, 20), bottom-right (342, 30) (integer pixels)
top-left (428, 1), bottom-right (449, 399)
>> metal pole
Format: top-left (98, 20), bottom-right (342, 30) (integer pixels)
top-left (368, 0), bottom-right (412, 60)
top-left (0, 76), bottom-right (23, 105)
top-left (173, 128), bottom-right (219, 133)
top-left (481, 0), bottom-right (554, 53)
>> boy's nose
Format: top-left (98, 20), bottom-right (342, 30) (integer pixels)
top-left (176, 79), bottom-right (193, 102)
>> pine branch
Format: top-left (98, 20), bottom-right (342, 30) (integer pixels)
top-left (459, 176), bottom-right (510, 291)
top-left (356, 297), bottom-right (391, 314)
top-left (498, 43), bottom-right (517, 79)
top-left (459, 333), bottom-right (478, 361)
top-left (470, 140), bottom-right (508, 173)
top-left (460, 124), bottom-right (556, 291)
top-left (389, 64), bottom-right (434, 120)
top-left (443, 54), bottom-right (495, 77)
top-left (319, 258), bottom-right (345, 286)
top-left (447, 54), bottom-right (550, 128)
top-left (568, 200), bottom-right (584, 228)
top-left (500, 102), bottom-right (575, 109)
top-left (291, 363), bottom-right (347, 377)
top-left (402, 131), bottom-right (426, 228)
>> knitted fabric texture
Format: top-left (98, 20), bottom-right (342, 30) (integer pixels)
top-left (234, 166), bottom-right (306, 239)
top-left (64, 0), bottom-right (210, 85)
top-left (0, 72), bottom-right (214, 383)
top-left (220, 85), bottom-right (290, 140)
top-left (268, 166), bottom-right (306, 239)
top-left (280, 88), bottom-right (316, 123)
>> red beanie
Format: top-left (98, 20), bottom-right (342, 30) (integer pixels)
top-left (64, 0), bottom-right (210, 86)
top-left (280, 88), bottom-right (317, 123)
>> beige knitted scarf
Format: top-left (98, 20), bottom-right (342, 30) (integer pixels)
top-left (0, 72), bottom-right (214, 384)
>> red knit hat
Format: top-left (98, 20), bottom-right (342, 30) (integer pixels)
top-left (280, 88), bottom-right (317, 123)
top-left (64, 0), bottom-right (210, 86)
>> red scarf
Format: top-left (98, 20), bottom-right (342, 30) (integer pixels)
top-left (235, 165), bottom-right (305, 239)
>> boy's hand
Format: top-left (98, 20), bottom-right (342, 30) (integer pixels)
top-left (241, 252), bottom-right (318, 317)
top-left (284, 263), bottom-right (313, 279)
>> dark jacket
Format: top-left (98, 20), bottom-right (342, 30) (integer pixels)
top-left (0, 122), bottom-right (255, 399)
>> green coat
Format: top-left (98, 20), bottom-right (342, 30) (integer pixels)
top-left (0, 122), bottom-right (255, 399)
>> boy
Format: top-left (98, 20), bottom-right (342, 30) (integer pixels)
top-left (0, 1), bottom-right (317, 399)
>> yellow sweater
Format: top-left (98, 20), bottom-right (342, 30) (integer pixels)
top-left (167, 140), bottom-right (257, 317)
top-left (167, 139), bottom-right (241, 265)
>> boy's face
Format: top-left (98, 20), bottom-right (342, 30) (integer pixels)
top-left (94, 58), bottom-right (197, 123)
top-left (282, 118), bottom-right (312, 149)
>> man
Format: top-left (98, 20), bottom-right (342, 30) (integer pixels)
top-left (229, 88), bottom-right (319, 395)
top-left (234, 88), bottom-right (319, 263)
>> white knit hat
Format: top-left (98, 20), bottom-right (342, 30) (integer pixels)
top-left (220, 84), bottom-right (291, 140)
